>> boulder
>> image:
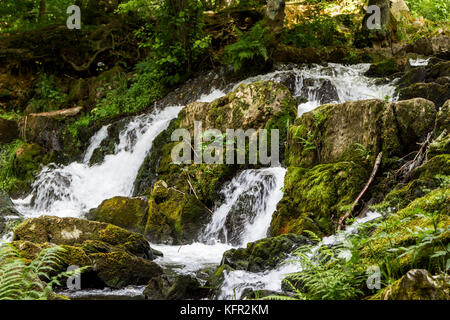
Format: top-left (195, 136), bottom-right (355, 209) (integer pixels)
top-left (13, 143), bottom-right (50, 181)
top-left (20, 107), bottom-right (83, 153)
top-left (270, 162), bottom-right (369, 237)
top-left (221, 234), bottom-right (312, 272)
top-left (399, 82), bottom-right (450, 109)
top-left (0, 118), bottom-right (19, 143)
top-left (90, 251), bottom-right (163, 288)
top-left (87, 196), bottom-right (149, 234)
top-left (13, 215), bottom-right (155, 259)
top-left (286, 98), bottom-right (437, 168)
top-left (374, 269), bottom-right (449, 300)
top-left (12, 216), bottom-right (166, 289)
top-left (143, 274), bottom-right (209, 300)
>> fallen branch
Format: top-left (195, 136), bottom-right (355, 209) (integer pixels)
top-left (337, 152), bottom-right (383, 231)
top-left (395, 131), bottom-right (433, 182)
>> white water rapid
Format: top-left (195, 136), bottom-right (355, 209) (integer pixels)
top-left (13, 106), bottom-right (182, 217)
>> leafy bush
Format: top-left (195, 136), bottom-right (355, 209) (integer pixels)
top-left (28, 72), bottom-right (67, 113)
top-left (224, 22), bottom-right (273, 72)
top-left (281, 13), bottom-right (349, 48)
top-left (406, 0), bottom-right (450, 21)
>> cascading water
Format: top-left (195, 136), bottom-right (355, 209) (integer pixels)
top-left (218, 210), bottom-right (382, 300)
top-left (13, 106), bottom-right (182, 218)
top-left (6, 62), bottom-right (396, 299)
top-left (152, 167), bottom-right (286, 276)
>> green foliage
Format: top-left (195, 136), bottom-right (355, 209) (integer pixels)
top-left (0, 0), bottom-right (75, 33)
top-left (281, 235), bottom-right (367, 300)
top-left (224, 22), bottom-right (273, 72)
top-left (0, 140), bottom-right (25, 192)
top-left (28, 72), bottom-right (67, 113)
top-left (406, 0), bottom-right (450, 21)
top-left (0, 244), bottom-right (83, 300)
top-left (281, 11), bottom-right (350, 48)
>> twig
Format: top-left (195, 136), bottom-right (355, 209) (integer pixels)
top-left (183, 169), bottom-right (214, 215)
top-left (337, 152), bottom-right (383, 231)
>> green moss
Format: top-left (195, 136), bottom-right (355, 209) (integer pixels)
top-left (88, 196), bottom-right (149, 233)
top-left (362, 187), bottom-right (450, 275)
top-left (270, 161), bottom-right (368, 237)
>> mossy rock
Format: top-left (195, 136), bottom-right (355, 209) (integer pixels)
top-left (145, 189), bottom-right (211, 245)
top-left (165, 274), bottom-right (209, 300)
top-left (12, 143), bottom-right (50, 180)
top-left (90, 250), bottom-right (163, 288)
top-left (205, 264), bottom-right (235, 296)
top-left (434, 99), bottom-right (449, 137)
top-left (370, 269), bottom-right (449, 300)
top-left (286, 98), bottom-right (436, 168)
top-left (222, 234), bottom-right (312, 272)
top-left (365, 58), bottom-right (403, 77)
top-left (399, 82), bottom-right (450, 109)
top-left (13, 216), bottom-right (154, 259)
top-left (87, 196), bottom-right (149, 234)
top-left (361, 187), bottom-right (450, 275)
top-left (270, 161), bottom-right (369, 237)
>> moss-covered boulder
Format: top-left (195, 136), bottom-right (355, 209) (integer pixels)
top-left (221, 234), bottom-right (312, 272)
top-left (165, 274), bottom-right (209, 300)
top-left (87, 196), bottom-right (149, 234)
top-left (145, 188), bottom-right (211, 244)
top-left (12, 143), bottom-right (50, 181)
top-left (13, 215), bottom-right (155, 259)
top-left (270, 162), bottom-right (369, 237)
top-left (371, 269), bottom-right (449, 300)
top-left (399, 82), bottom-right (450, 109)
top-left (286, 98), bottom-right (436, 168)
top-left (365, 58), bottom-right (404, 77)
top-left (90, 250), bottom-right (163, 288)
top-left (205, 264), bottom-right (235, 297)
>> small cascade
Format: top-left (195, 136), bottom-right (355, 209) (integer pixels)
top-left (14, 106), bottom-right (182, 218)
top-left (202, 168), bottom-right (286, 246)
top-left (200, 63), bottom-right (398, 117)
top-left (218, 211), bottom-right (382, 300)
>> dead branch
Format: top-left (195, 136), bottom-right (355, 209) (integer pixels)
top-left (337, 152), bottom-right (383, 231)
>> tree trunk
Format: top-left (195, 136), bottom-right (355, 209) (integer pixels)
top-left (38, 0), bottom-right (46, 23)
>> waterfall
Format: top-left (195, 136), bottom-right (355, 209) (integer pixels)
top-left (14, 106), bottom-right (182, 218)
top-left (202, 168), bottom-right (286, 246)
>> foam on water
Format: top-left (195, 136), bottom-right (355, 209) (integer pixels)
top-left (13, 106), bottom-right (182, 217)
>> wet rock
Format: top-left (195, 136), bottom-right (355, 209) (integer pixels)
top-left (205, 264), bottom-right (235, 297)
top-left (13, 215), bottom-right (154, 259)
top-left (222, 234), bottom-right (312, 272)
top-left (165, 275), bottom-right (209, 300)
top-left (299, 78), bottom-right (339, 105)
top-left (90, 251), bottom-right (163, 289)
top-left (365, 58), bottom-right (404, 77)
top-left (0, 118), bottom-right (19, 143)
top-left (240, 288), bottom-right (283, 300)
top-left (286, 98), bottom-right (437, 168)
top-left (87, 196), bottom-right (149, 234)
top-left (399, 82), bottom-right (450, 109)
top-left (403, 36), bottom-right (450, 58)
top-left (271, 161), bottom-right (370, 237)
top-left (19, 107), bottom-right (83, 153)
top-left (13, 143), bottom-right (51, 181)
top-left (143, 275), bottom-right (171, 300)
top-left (373, 269), bottom-right (449, 300)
